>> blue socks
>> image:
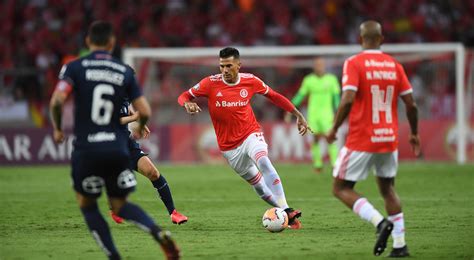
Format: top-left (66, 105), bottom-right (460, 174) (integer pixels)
top-left (80, 204), bottom-right (120, 260)
top-left (117, 202), bottom-right (159, 233)
top-left (152, 175), bottom-right (175, 214)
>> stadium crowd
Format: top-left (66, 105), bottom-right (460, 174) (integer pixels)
top-left (0, 0), bottom-right (473, 126)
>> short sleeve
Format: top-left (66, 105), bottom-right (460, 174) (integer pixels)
top-left (253, 76), bottom-right (270, 95)
top-left (188, 77), bottom-right (210, 97)
top-left (342, 58), bottom-right (358, 92)
top-left (58, 64), bottom-right (75, 86)
top-left (397, 63), bottom-right (413, 96)
top-left (126, 68), bottom-right (143, 101)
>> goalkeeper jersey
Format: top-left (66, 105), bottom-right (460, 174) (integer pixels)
top-left (292, 73), bottom-right (340, 120)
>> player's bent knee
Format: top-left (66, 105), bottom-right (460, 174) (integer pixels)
top-left (108, 197), bottom-right (127, 214)
top-left (138, 157), bottom-right (160, 180)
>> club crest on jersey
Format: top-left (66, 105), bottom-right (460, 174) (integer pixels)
top-left (240, 89), bottom-right (248, 98)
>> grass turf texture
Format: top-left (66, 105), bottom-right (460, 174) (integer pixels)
top-left (0, 163), bottom-right (473, 259)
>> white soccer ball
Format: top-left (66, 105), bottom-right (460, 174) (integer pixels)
top-left (262, 207), bottom-right (288, 232)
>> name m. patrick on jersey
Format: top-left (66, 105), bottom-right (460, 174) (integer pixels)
top-left (342, 50), bottom-right (413, 153)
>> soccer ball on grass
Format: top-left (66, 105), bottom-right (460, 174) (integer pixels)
top-left (262, 207), bottom-right (288, 232)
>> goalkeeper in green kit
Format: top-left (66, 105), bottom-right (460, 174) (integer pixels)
top-left (286, 57), bottom-right (340, 173)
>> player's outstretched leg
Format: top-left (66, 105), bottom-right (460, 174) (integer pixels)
top-left (333, 178), bottom-right (391, 255)
top-left (137, 156), bottom-right (188, 225)
top-left (255, 155), bottom-right (302, 229)
top-left (376, 177), bottom-right (409, 257)
top-left (242, 166), bottom-right (280, 207)
top-left (77, 194), bottom-right (121, 260)
top-left (110, 198), bottom-right (180, 259)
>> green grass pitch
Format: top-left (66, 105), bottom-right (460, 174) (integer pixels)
top-left (0, 163), bottom-right (473, 259)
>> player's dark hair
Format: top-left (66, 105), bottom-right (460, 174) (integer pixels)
top-left (88, 21), bottom-right (114, 46)
top-left (219, 47), bottom-right (240, 59)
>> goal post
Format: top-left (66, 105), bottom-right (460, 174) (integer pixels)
top-left (123, 43), bottom-right (468, 164)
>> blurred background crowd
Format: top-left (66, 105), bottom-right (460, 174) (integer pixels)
top-left (0, 0), bottom-right (473, 127)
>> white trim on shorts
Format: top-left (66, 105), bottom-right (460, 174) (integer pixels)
top-left (332, 146), bottom-right (398, 182)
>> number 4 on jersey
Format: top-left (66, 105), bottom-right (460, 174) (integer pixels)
top-left (371, 85), bottom-right (394, 124)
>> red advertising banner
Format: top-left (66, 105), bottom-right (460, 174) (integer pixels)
top-left (1, 120), bottom-right (472, 165)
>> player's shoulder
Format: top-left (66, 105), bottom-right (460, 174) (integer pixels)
top-left (240, 73), bottom-right (264, 84)
top-left (205, 73), bottom-right (223, 82)
top-left (239, 72), bottom-right (256, 79)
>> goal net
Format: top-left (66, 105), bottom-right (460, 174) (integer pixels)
top-left (123, 44), bottom-right (470, 164)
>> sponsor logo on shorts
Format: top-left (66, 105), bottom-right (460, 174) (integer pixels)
top-left (82, 176), bottom-right (105, 194)
top-left (117, 169), bottom-right (137, 189)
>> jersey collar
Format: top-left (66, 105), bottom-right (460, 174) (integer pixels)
top-left (91, 50), bottom-right (113, 59)
top-left (222, 74), bottom-right (241, 86)
top-left (362, 49), bottom-right (383, 54)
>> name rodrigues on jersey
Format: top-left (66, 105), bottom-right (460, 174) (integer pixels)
top-left (87, 132), bottom-right (116, 142)
top-left (215, 100), bottom-right (249, 107)
top-left (366, 71), bottom-right (397, 80)
top-left (86, 69), bottom-right (124, 86)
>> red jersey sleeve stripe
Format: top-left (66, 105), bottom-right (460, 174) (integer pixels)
top-left (188, 89), bottom-right (196, 97)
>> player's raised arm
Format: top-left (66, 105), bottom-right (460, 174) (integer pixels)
top-left (49, 80), bottom-right (72, 143)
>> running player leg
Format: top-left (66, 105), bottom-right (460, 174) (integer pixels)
top-left (248, 133), bottom-right (289, 210)
top-left (77, 193), bottom-right (121, 260)
top-left (72, 151), bottom-right (121, 259)
top-left (332, 147), bottom-right (392, 256)
top-left (136, 155), bottom-right (188, 225)
top-left (107, 164), bottom-right (180, 260)
top-left (247, 133), bottom-right (302, 228)
top-left (109, 196), bottom-right (180, 260)
top-left (241, 165), bottom-right (280, 207)
top-left (374, 152), bottom-right (409, 257)
top-left (222, 143), bottom-right (280, 207)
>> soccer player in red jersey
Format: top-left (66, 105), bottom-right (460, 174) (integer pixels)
top-left (177, 47), bottom-right (309, 229)
top-left (327, 21), bottom-right (420, 257)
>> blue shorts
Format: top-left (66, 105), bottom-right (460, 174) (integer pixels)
top-left (71, 149), bottom-right (136, 198)
top-left (128, 138), bottom-right (148, 171)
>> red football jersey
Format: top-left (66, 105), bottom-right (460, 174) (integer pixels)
top-left (188, 73), bottom-right (270, 151)
top-left (342, 50), bottom-right (413, 153)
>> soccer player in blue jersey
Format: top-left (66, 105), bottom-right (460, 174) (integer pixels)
top-left (109, 100), bottom-right (188, 225)
top-left (49, 21), bottom-right (179, 260)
